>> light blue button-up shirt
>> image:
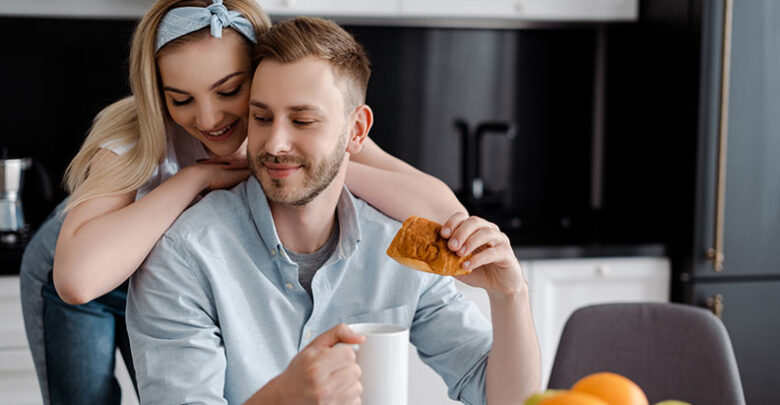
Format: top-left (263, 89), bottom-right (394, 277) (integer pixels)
top-left (127, 177), bottom-right (493, 405)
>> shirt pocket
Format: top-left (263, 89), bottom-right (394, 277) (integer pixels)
top-left (340, 304), bottom-right (413, 328)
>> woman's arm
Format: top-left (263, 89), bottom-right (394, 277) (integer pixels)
top-left (53, 149), bottom-right (248, 305)
top-left (346, 138), bottom-right (466, 224)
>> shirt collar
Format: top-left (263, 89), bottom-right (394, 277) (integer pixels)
top-left (246, 177), bottom-right (362, 261)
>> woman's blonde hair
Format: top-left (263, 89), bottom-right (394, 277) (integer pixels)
top-left (63, 0), bottom-right (270, 212)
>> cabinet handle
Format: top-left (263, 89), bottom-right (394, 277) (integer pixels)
top-left (706, 294), bottom-right (724, 319)
top-left (708, 0), bottom-right (734, 273)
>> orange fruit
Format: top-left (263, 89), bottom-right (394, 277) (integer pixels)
top-left (538, 391), bottom-right (609, 405)
top-left (571, 372), bottom-right (649, 405)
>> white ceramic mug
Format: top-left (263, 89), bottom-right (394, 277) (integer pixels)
top-left (348, 323), bottom-right (409, 405)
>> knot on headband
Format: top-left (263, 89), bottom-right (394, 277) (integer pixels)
top-left (206, 1), bottom-right (231, 38)
top-left (156, 0), bottom-right (257, 52)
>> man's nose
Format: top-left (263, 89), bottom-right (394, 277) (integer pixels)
top-left (196, 100), bottom-right (225, 131)
top-left (265, 121), bottom-right (292, 155)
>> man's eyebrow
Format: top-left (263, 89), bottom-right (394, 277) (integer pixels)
top-left (162, 72), bottom-right (244, 95)
top-left (289, 105), bottom-right (324, 114)
top-left (250, 100), bottom-right (268, 109)
top-left (249, 102), bottom-right (325, 115)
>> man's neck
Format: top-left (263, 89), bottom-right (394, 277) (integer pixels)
top-left (269, 170), bottom-right (347, 254)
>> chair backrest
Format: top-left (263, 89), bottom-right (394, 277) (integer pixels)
top-left (547, 302), bottom-right (745, 405)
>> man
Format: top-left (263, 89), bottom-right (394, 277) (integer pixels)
top-left (127, 17), bottom-right (540, 405)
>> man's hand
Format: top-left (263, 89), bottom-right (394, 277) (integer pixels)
top-left (440, 212), bottom-right (527, 297)
top-left (270, 324), bottom-right (366, 405)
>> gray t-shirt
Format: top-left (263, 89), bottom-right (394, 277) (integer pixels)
top-left (283, 219), bottom-right (340, 297)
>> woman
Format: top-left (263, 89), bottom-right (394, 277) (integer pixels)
top-left (20, 1), bottom-right (465, 404)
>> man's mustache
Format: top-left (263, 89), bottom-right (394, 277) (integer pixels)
top-left (255, 153), bottom-right (308, 166)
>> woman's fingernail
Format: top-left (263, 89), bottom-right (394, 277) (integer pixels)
top-left (441, 227), bottom-right (451, 237)
top-left (449, 239), bottom-right (459, 249)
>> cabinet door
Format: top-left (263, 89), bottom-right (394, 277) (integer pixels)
top-left (693, 281), bottom-right (780, 405)
top-left (695, 0), bottom-right (780, 277)
top-left (400, 0), bottom-right (637, 20)
top-left (259, 0), bottom-right (398, 17)
top-left (529, 257), bottom-right (670, 387)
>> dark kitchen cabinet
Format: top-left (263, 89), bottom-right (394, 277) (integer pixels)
top-left (683, 0), bottom-right (780, 403)
top-left (692, 281), bottom-right (780, 405)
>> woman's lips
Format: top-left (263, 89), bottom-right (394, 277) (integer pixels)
top-left (200, 119), bottom-right (239, 142)
top-left (264, 163), bottom-right (302, 179)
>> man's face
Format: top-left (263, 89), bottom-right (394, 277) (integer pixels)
top-left (247, 56), bottom-right (351, 206)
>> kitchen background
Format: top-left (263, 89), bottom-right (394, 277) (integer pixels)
top-left (0, 0), bottom-right (778, 404)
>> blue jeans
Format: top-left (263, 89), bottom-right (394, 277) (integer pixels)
top-left (42, 275), bottom-right (137, 405)
top-left (20, 201), bottom-right (137, 405)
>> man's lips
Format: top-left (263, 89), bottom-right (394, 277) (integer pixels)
top-left (263, 162), bottom-right (302, 179)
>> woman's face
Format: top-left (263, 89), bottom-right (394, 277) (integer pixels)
top-left (157, 30), bottom-right (251, 157)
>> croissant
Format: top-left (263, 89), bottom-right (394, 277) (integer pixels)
top-left (386, 216), bottom-right (472, 276)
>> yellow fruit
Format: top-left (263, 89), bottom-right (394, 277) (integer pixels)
top-left (571, 372), bottom-right (649, 405)
top-left (653, 401), bottom-right (691, 405)
top-left (524, 390), bottom-right (564, 405)
top-left (539, 391), bottom-right (610, 405)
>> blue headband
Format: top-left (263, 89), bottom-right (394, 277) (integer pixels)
top-left (155, 0), bottom-right (257, 52)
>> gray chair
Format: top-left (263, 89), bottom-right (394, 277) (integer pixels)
top-left (547, 302), bottom-right (745, 405)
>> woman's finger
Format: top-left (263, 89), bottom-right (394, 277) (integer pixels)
top-left (447, 216), bottom-right (489, 252)
top-left (440, 211), bottom-right (468, 239)
top-left (458, 227), bottom-right (500, 257)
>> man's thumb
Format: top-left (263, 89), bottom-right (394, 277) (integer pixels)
top-left (311, 323), bottom-right (365, 348)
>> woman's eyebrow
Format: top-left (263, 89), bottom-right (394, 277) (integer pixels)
top-left (162, 71), bottom-right (245, 95)
top-left (210, 71), bottom-right (244, 90)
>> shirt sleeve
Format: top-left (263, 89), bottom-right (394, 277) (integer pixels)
top-left (411, 274), bottom-right (493, 405)
top-left (126, 234), bottom-right (227, 405)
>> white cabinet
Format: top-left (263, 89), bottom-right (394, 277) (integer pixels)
top-left (0, 0), bottom-right (638, 24)
top-left (400, 0), bottom-right (637, 21)
top-left (0, 276), bottom-right (41, 405)
top-left (260, 0), bottom-right (399, 17)
top-left (527, 257), bottom-right (670, 388)
top-left (407, 256), bottom-right (670, 404)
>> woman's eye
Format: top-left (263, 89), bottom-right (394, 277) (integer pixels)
top-left (218, 85), bottom-right (243, 98)
top-left (171, 97), bottom-right (193, 106)
top-left (253, 115), bottom-right (272, 124)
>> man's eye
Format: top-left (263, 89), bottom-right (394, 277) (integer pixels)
top-left (218, 85), bottom-right (242, 98)
top-left (293, 120), bottom-right (315, 126)
top-left (171, 97), bottom-right (193, 106)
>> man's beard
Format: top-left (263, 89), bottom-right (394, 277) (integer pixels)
top-left (249, 131), bottom-right (347, 206)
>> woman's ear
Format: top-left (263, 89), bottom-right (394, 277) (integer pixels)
top-left (346, 104), bottom-right (373, 155)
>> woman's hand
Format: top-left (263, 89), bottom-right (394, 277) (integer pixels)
top-left (186, 163), bottom-right (250, 191)
top-left (439, 212), bottom-right (527, 297)
top-left (197, 147), bottom-right (248, 170)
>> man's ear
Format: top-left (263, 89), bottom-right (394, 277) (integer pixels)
top-left (346, 104), bottom-right (373, 155)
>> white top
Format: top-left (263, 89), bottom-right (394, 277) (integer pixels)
top-left (100, 125), bottom-right (209, 201)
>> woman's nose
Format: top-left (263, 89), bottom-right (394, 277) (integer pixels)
top-left (195, 100), bottom-right (225, 131)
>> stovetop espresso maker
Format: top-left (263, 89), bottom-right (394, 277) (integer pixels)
top-left (1, 158), bottom-right (33, 244)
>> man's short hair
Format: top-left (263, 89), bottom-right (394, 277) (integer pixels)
top-left (255, 17), bottom-right (371, 111)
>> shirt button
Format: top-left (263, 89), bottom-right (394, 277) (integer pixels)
top-left (305, 330), bottom-right (312, 339)
top-left (270, 248), bottom-right (277, 257)
top-left (284, 282), bottom-right (294, 290)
